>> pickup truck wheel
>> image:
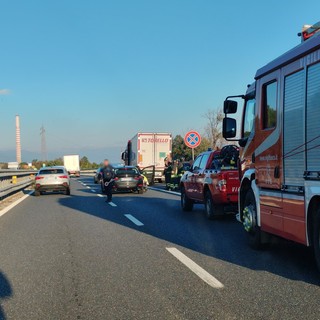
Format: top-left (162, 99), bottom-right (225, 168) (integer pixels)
top-left (205, 191), bottom-right (222, 219)
top-left (204, 191), bottom-right (215, 220)
top-left (243, 189), bottom-right (262, 249)
top-left (34, 190), bottom-right (40, 197)
top-left (181, 187), bottom-right (193, 212)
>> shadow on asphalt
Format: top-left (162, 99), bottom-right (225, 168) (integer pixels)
top-left (0, 271), bottom-right (12, 320)
top-left (58, 184), bottom-right (320, 287)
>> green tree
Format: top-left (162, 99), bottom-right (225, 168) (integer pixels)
top-left (80, 156), bottom-right (90, 169)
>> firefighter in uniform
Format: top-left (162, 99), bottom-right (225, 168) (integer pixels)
top-left (164, 161), bottom-right (173, 190)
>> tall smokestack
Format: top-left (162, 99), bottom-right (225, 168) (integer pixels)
top-left (15, 115), bottom-right (21, 164)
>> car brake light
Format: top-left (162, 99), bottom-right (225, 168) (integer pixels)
top-left (134, 176), bottom-right (142, 180)
top-left (35, 176), bottom-right (44, 180)
top-left (58, 175), bottom-right (69, 179)
top-left (114, 177), bottom-right (119, 181)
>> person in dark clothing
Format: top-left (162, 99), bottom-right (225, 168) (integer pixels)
top-left (100, 159), bottom-right (115, 202)
top-left (164, 161), bottom-right (173, 190)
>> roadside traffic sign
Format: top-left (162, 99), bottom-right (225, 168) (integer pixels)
top-left (184, 131), bottom-right (201, 149)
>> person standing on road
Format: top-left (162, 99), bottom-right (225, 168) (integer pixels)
top-left (100, 159), bottom-right (115, 203)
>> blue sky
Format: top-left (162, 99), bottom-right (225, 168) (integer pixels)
top-left (0, 0), bottom-right (319, 162)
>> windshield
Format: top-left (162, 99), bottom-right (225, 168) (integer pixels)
top-left (39, 169), bottom-right (64, 174)
top-left (243, 98), bottom-right (256, 138)
top-left (115, 168), bottom-right (139, 176)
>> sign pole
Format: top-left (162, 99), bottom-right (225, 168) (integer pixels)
top-left (192, 148), bottom-right (194, 161)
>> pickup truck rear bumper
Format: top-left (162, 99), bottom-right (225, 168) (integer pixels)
top-left (213, 193), bottom-right (238, 205)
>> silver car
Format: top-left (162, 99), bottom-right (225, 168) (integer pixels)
top-left (35, 166), bottom-right (71, 196)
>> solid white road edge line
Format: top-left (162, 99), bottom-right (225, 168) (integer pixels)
top-left (108, 202), bottom-right (117, 207)
top-left (148, 187), bottom-right (180, 196)
top-left (124, 214), bottom-right (144, 226)
top-left (166, 247), bottom-right (224, 289)
top-left (0, 190), bottom-right (34, 218)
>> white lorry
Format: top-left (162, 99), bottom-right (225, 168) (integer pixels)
top-left (63, 155), bottom-right (80, 177)
top-left (122, 133), bottom-right (172, 183)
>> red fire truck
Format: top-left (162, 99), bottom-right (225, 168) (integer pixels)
top-left (223, 22), bottom-right (320, 269)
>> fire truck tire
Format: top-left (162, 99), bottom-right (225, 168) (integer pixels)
top-left (181, 187), bottom-right (193, 212)
top-left (243, 189), bottom-right (262, 249)
top-left (312, 208), bottom-right (320, 271)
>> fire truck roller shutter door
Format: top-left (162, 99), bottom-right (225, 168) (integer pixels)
top-left (283, 69), bottom-right (305, 186)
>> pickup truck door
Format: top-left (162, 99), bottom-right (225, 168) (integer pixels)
top-left (193, 153), bottom-right (210, 200)
top-left (186, 155), bottom-right (202, 199)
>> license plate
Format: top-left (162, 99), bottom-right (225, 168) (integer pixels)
top-left (121, 177), bottom-right (131, 181)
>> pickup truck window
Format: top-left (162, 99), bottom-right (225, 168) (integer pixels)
top-left (192, 156), bottom-right (202, 171)
top-left (199, 154), bottom-right (210, 170)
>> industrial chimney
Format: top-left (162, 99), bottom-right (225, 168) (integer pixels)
top-left (15, 115), bottom-right (21, 164)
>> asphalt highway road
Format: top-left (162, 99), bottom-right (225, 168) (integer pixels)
top-left (0, 177), bottom-right (320, 319)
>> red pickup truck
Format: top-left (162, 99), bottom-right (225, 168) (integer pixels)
top-left (180, 145), bottom-right (240, 219)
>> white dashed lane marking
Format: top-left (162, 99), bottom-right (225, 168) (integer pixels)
top-left (124, 214), bottom-right (144, 226)
top-left (108, 202), bottom-right (117, 207)
top-left (166, 247), bottom-right (224, 289)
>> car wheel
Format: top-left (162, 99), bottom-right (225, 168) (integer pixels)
top-left (65, 188), bottom-right (71, 196)
top-left (181, 186), bottom-right (193, 212)
top-left (243, 189), bottom-right (262, 249)
top-left (34, 191), bottom-right (40, 197)
top-left (138, 189), bottom-right (144, 194)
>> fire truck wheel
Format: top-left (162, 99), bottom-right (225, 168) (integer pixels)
top-left (181, 187), bottom-right (193, 212)
top-left (312, 208), bottom-right (320, 271)
top-left (243, 189), bottom-right (262, 249)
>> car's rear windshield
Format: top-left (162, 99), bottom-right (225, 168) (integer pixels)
top-left (115, 168), bottom-right (139, 176)
top-left (211, 158), bottom-right (238, 170)
top-left (39, 169), bottom-right (64, 175)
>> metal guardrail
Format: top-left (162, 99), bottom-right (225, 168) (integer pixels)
top-left (80, 169), bottom-right (96, 176)
top-left (0, 170), bottom-right (37, 199)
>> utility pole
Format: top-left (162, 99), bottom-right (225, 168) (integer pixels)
top-left (40, 125), bottom-right (47, 161)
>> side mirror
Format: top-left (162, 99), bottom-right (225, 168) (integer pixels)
top-left (224, 100), bottom-right (238, 114)
top-left (121, 152), bottom-right (127, 161)
top-left (223, 118), bottom-right (237, 139)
